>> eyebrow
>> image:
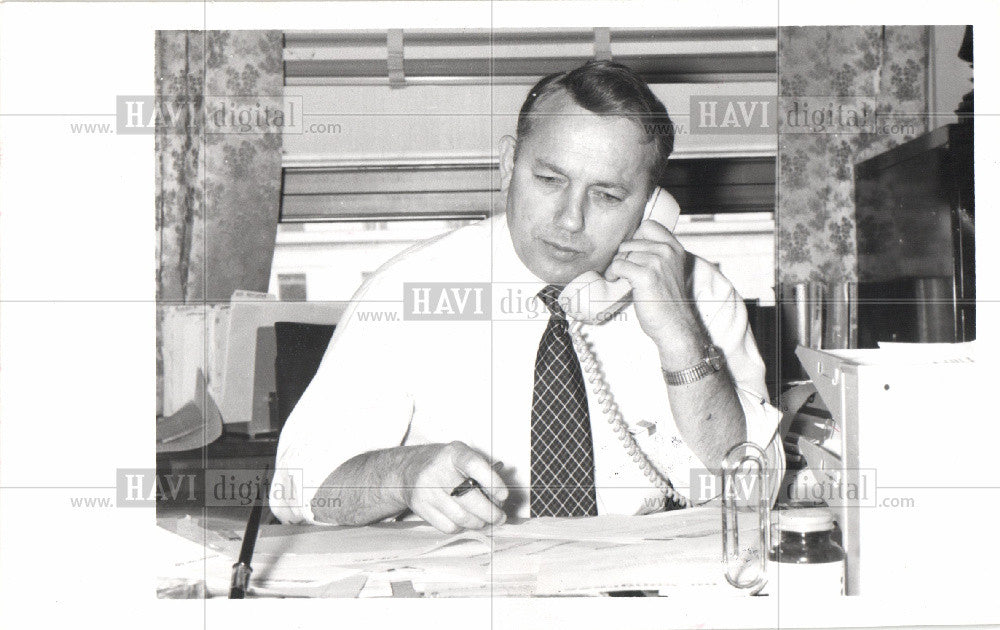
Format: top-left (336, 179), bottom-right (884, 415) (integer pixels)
top-left (533, 158), bottom-right (632, 194)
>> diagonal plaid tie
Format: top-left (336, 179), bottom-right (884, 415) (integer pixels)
top-left (530, 284), bottom-right (598, 517)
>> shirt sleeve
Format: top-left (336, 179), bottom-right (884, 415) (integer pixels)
top-left (637, 257), bottom-right (784, 506)
top-left (696, 268), bottom-right (786, 505)
top-left (270, 269), bottom-right (414, 525)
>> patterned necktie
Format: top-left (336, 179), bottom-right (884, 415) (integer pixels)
top-left (530, 284), bottom-right (598, 517)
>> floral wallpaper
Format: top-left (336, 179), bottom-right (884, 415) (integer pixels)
top-left (155, 30), bottom-right (283, 415)
top-left (776, 26), bottom-right (930, 284)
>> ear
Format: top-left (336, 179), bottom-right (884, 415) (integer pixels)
top-left (498, 135), bottom-right (517, 192)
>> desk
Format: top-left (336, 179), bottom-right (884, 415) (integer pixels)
top-left (156, 506), bottom-right (754, 598)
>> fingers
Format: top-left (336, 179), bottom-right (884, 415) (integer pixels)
top-left (452, 450), bottom-right (508, 505)
top-left (614, 238), bottom-right (685, 291)
top-left (633, 218), bottom-right (680, 244)
top-left (436, 495), bottom-right (488, 530)
top-left (607, 255), bottom-right (659, 288)
top-left (617, 236), bottom-right (683, 257)
top-left (411, 489), bottom-right (506, 534)
top-left (455, 488), bottom-right (507, 526)
top-left (404, 441), bottom-right (509, 534)
top-left (615, 228), bottom-right (684, 288)
top-left (417, 503), bottom-right (462, 534)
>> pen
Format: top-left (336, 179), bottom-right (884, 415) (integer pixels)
top-left (229, 465), bottom-right (271, 599)
top-left (450, 461), bottom-right (504, 498)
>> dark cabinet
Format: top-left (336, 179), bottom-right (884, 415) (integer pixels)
top-left (854, 123), bottom-right (974, 347)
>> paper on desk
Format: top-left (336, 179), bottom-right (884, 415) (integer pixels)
top-left (534, 539), bottom-right (732, 596)
top-left (164, 507), bottom-right (745, 597)
top-left (154, 516), bottom-right (365, 597)
top-left (170, 519), bottom-right (492, 594)
top-left (231, 521), bottom-right (490, 563)
top-left (380, 511), bottom-right (737, 597)
top-left (488, 505), bottom-right (720, 543)
top-left (876, 340), bottom-right (976, 364)
top-left (155, 524), bottom-right (235, 598)
top-left (353, 508), bottom-right (733, 596)
top-left (251, 574), bottom-right (369, 598)
top-left (155, 523), bottom-right (228, 573)
top-left (353, 534), bottom-right (535, 587)
top-left (493, 508), bottom-right (737, 595)
top-left (531, 522), bottom-right (731, 596)
top-left (816, 341), bottom-right (977, 367)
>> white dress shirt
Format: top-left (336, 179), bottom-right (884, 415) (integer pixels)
top-left (271, 214), bottom-right (783, 524)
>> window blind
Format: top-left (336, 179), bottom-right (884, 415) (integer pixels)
top-left (285, 28), bottom-right (777, 85)
top-left (280, 156), bottom-right (774, 222)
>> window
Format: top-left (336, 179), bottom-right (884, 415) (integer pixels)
top-left (269, 219), bottom-right (478, 303)
top-left (673, 212), bottom-right (775, 304)
top-left (273, 156), bottom-right (777, 305)
top-left (269, 213), bottom-right (774, 305)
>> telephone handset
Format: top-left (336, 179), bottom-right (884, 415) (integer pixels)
top-left (559, 187), bottom-right (690, 508)
top-left (561, 186), bottom-right (681, 325)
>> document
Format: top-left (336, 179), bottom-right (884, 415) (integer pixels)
top-left (875, 340), bottom-right (976, 364)
top-left (490, 507), bottom-right (720, 543)
top-left (159, 507), bottom-right (744, 597)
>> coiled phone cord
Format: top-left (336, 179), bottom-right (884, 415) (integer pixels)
top-left (568, 320), bottom-right (689, 508)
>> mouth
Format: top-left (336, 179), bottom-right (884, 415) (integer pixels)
top-left (541, 239), bottom-right (583, 262)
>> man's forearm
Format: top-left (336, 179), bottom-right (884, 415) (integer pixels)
top-left (658, 331), bottom-right (747, 473)
top-left (664, 367), bottom-right (746, 473)
top-left (311, 445), bottom-right (424, 525)
top-left (310, 441), bottom-right (507, 532)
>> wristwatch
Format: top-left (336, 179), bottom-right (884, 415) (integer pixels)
top-left (662, 344), bottom-right (725, 386)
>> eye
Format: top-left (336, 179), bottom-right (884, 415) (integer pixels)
top-left (535, 174), bottom-right (561, 185)
top-left (594, 191), bottom-right (623, 204)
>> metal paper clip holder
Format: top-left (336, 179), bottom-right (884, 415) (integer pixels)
top-left (721, 441), bottom-right (770, 592)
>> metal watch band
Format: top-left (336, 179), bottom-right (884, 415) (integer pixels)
top-left (662, 345), bottom-right (725, 386)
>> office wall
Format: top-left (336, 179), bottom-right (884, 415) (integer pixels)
top-left (776, 26), bottom-right (931, 284)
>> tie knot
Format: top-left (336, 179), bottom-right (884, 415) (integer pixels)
top-left (538, 284), bottom-right (566, 317)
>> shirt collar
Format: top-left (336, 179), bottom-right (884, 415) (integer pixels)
top-left (490, 213), bottom-right (547, 292)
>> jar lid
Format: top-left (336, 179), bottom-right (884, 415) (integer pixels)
top-left (775, 508), bottom-right (835, 533)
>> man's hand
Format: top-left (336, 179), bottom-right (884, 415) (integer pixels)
top-left (608, 219), bottom-right (707, 370)
top-left (399, 441), bottom-right (508, 534)
top-left (605, 219), bottom-right (748, 470)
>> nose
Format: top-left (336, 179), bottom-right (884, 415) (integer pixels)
top-left (553, 188), bottom-right (585, 233)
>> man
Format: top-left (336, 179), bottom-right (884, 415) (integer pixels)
top-left (272, 61), bottom-right (781, 532)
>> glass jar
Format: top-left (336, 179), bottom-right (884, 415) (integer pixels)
top-left (766, 508), bottom-right (845, 596)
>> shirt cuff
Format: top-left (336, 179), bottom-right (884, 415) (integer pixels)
top-left (736, 385), bottom-right (786, 506)
top-left (270, 444), bottom-right (340, 525)
top-left (631, 388), bottom-right (784, 507)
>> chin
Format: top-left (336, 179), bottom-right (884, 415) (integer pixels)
top-left (545, 273), bottom-right (577, 286)
top-left (539, 261), bottom-right (591, 286)
top-left (520, 243), bottom-right (604, 285)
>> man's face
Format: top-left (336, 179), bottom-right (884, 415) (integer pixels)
top-left (502, 91), bottom-right (658, 285)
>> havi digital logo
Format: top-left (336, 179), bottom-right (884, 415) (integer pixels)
top-left (690, 96), bottom-right (776, 134)
top-left (403, 283), bottom-right (491, 321)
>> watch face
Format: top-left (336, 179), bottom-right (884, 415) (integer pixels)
top-left (706, 345), bottom-right (725, 370)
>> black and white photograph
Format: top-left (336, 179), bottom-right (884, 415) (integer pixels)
top-left (0, 1), bottom-right (997, 628)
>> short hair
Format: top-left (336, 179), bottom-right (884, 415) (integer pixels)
top-left (515, 60), bottom-right (674, 185)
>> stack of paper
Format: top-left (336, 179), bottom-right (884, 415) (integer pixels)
top-left (157, 516), bottom-right (370, 598)
top-left (158, 507), bottom-right (755, 597)
top-left (157, 303), bottom-right (231, 451)
top-left (875, 340), bottom-right (976, 364)
top-left (160, 303), bottom-right (231, 418)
